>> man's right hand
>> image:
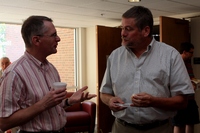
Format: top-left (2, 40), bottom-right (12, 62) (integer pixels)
top-left (108, 97), bottom-right (128, 112)
top-left (39, 88), bottom-right (67, 110)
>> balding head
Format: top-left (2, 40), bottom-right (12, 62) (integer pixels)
top-left (0, 57), bottom-right (11, 71)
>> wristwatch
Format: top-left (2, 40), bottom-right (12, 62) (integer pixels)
top-left (65, 98), bottom-right (72, 106)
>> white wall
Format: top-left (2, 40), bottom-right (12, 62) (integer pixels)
top-left (77, 27), bottom-right (97, 105)
top-left (191, 17), bottom-right (200, 79)
top-left (85, 26), bottom-right (97, 103)
top-left (191, 17), bottom-right (200, 133)
top-left (77, 28), bottom-right (86, 88)
top-left (85, 26), bottom-right (98, 125)
top-left (78, 27), bottom-right (97, 102)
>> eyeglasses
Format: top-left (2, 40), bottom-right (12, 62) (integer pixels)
top-left (37, 32), bottom-right (58, 38)
top-left (120, 26), bottom-right (134, 32)
top-left (187, 51), bottom-right (194, 54)
top-left (188, 51), bottom-right (194, 54)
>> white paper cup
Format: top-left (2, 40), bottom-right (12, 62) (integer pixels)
top-left (53, 82), bottom-right (67, 89)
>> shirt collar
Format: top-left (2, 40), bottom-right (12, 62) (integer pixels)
top-left (125, 37), bottom-right (155, 53)
top-left (24, 51), bottom-right (49, 70)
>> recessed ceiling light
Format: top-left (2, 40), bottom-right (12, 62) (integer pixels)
top-left (128, 0), bottom-right (141, 2)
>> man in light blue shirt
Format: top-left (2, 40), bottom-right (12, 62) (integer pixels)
top-left (100, 6), bottom-right (194, 133)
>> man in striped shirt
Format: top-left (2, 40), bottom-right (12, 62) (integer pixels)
top-left (0, 16), bottom-right (96, 133)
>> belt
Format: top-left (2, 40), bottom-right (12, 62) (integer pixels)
top-left (19, 127), bottom-right (65, 133)
top-left (117, 118), bottom-right (168, 130)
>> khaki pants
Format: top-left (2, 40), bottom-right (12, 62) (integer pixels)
top-left (112, 119), bottom-right (173, 133)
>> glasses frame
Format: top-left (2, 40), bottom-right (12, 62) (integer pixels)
top-left (188, 51), bottom-right (194, 54)
top-left (36, 32), bottom-right (58, 38)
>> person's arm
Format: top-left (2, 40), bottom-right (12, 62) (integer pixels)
top-left (131, 92), bottom-right (188, 110)
top-left (100, 93), bottom-right (128, 112)
top-left (66, 86), bottom-right (97, 107)
top-left (0, 88), bottom-right (67, 131)
top-left (101, 92), bottom-right (187, 111)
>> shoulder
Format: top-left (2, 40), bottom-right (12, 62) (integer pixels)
top-left (152, 41), bottom-right (180, 57)
top-left (4, 56), bottom-right (25, 72)
top-left (109, 46), bottom-right (126, 57)
top-left (154, 41), bottom-right (177, 51)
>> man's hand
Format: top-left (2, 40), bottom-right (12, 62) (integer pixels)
top-left (0, 88), bottom-right (67, 131)
top-left (131, 92), bottom-right (153, 107)
top-left (68, 86), bottom-right (97, 105)
top-left (108, 97), bottom-right (128, 112)
top-left (39, 88), bottom-right (67, 110)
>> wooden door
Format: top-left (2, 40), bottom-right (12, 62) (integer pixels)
top-left (96, 25), bottom-right (121, 133)
top-left (159, 16), bottom-right (190, 51)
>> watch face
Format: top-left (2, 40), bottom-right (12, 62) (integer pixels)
top-left (65, 99), bottom-right (71, 106)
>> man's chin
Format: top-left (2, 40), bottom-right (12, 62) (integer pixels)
top-left (52, 49), bottom-right (57, 54)
top-left (122, 41), bottom-right (128, 46)
top-left (122, 42), bottom-right (132, 47)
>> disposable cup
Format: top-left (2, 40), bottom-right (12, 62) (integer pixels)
top-left (53, 82), bottom-right (67, 89)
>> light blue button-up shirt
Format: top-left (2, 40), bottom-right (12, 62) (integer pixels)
top-left (100, 38), bottom-right (194, 124)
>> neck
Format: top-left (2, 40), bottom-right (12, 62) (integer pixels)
top-left (131, 37), bottom-right (152, 58)
top-left (181, 54), bottom-right (187, 61)
top-left (26, 49), bottom-right (46, 63)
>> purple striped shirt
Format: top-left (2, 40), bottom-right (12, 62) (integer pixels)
top-left (0, 51), bottom-right (67, 131)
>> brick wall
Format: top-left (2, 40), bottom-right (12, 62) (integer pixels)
top-left (0, 24), bottom-right (76, 88)
top-left (47, 27), bottom-right (75, 87)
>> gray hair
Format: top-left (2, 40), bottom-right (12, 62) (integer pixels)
top-left (122, 6), bottom-right (153, 36)
top-left (21, 15), bottom-right (53, 48)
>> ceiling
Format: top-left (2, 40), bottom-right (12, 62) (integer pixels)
top-left (1, 0), bottom-right (200, 28)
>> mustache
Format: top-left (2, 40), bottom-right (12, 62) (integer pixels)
top-left (121, 36), bottom-right (127, 40)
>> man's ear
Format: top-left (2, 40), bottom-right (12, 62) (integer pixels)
top-left (32, 36), bottom-right (40, 46)
top-left (183, 50), bottom-right (187, 55)
top-left (143, 26), bottom-right (150, 37)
